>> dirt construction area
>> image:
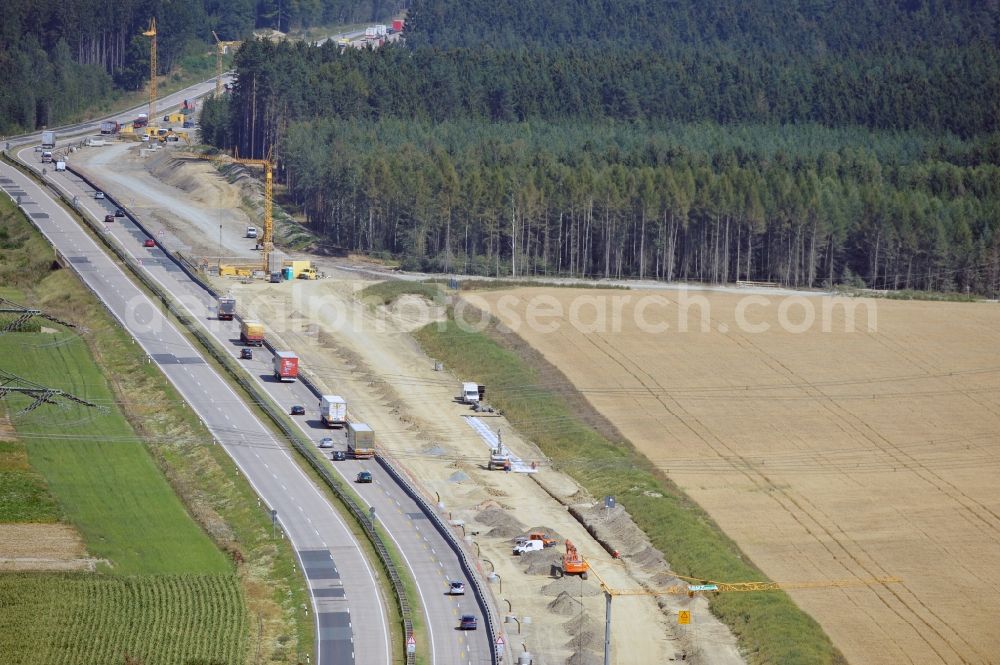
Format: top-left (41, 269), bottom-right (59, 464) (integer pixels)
top-left (469, 287), bottom-right (1000, 665)
top-left (232, 278), bottom-right (741, 664)
top-left (68, 144), bottom-right (743, 664)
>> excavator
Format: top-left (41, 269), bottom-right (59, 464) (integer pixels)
top-left (559, 540), bottom-right (589, 580)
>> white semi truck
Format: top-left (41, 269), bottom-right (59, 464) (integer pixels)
top-left (320, 395), bottom-right (347, 427)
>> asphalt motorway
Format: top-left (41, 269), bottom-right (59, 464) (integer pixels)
top-left (3, 27), bottom-right (370, 149)
top-left (2, 150), bottom-right (391, 665)
top-left (11, 146), bottom-right (497, 663)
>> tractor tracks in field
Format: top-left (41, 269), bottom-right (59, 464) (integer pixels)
top-left (573, 317), bottom-right (985, 665)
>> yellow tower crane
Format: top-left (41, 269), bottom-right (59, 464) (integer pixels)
top-left (211, 32), bottom-right (242, 97)
top-left (177, 150), bottom-right (274, 276)
top-left (142, 19), bottom-right (158, 129)
top-left (585, 562), bottom-right (900, 665)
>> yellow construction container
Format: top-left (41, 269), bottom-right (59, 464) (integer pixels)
top-left (282, 260), bottom-right (312, 279)
top-left (219, 264), bottom-right (255, 277)
top-left (164, 111), bottom-right (185, 124)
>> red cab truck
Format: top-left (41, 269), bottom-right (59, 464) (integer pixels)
top-left (273, 351), bottom-right (299, 382)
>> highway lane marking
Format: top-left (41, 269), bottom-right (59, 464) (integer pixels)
top-left (30, 167), bottom-right (392, 665)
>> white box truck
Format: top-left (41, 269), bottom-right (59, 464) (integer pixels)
top-left (459, 382), bottom-right (480, 404)
top-left (320, 395), bottom-right (347, 427)
top-left (41, 131), bottom-right (56, 148)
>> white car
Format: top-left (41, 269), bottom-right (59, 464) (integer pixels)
top-left (513, 539), bottom-right (544, 555)
top-left (319, 437), bottom-right (334, 449)
top-left (448, 581), bottom-right (465, 595)
top-left (94, 191), bottom-right (105, 199)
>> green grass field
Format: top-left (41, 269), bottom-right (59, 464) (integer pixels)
top-left (415, 307), bottom-right (845, 665)
top-left (0, 573), bottom-right (246, 665)
top-left (0, 331), bottom-right (230, 575)
top-left (0, 196), bottom-right (287, 662)
top-left (0, 439), bottom-right (61, 523)
top-left (359, 280), bottom-right (445, 306)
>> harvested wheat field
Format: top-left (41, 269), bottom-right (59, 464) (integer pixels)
top-left (470, 287), bottom-right (1000, 665)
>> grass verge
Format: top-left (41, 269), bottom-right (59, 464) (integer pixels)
top-left (414, 306), bottom-right (846, 665)
top-left (0, 194), bottom-right (311, 661)
top-left (360, 280), bottom-right (445, 306)
top-left (0, 327), bottom-right (230, 575)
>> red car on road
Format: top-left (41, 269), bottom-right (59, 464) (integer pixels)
top-left (143, 239), bottom-right (155, 248)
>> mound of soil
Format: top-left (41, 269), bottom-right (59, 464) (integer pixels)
top-left (475, 507), bottom-right (524, 533)
top-left (448, 470), bottom-right (470, 483)
top-left (564, 649), bottom-right (603, 665)
top-left (548, 591), bottom-right (584, 616)
top-left (520, 548), bottom-right (563, 576)
top-left (541, 577), bottom-right (603, 597)
top-left (563, 615), bottom-right (604, 650)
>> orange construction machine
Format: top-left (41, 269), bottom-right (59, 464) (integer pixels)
top-left (561, 540), bottom-right (589, 580)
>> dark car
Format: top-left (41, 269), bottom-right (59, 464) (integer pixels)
top-left (356, 471), bottom-right (373, 483)
top-left (143, 238), bottom-right (155, 248)
top-left (290, 405), bottom-right (305, 416)
top-left (240, 348), bottom-right (253, 360)
top-left (459, 614), bottom-right (477, 630)
top-left (114, 208), bottom-right (125, 217)
top-left (104, 214), bottom-right (114, 223)
top-left (331, 450), bottom-right (346, 462)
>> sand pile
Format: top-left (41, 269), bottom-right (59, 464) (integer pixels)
top-left (448, 470), bottom-right (470, 483)
top-left (564, 649), bottom-right (603, 665)
top-left (563, 615), bottom-right (604, 651)
top-left (520, 548), bottom-right (563, 576)
top-left (475, 507), bottom-right (525, 538)
top-left (547, 591), bottom-right (584, 616)
top-left (541, 577), bottom-right (603, 597)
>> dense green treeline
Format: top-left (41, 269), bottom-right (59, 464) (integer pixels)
top-left (278, 118), bottom-right (1000, 293)
top-left (203, 1), bottom-right (1000, 293)
top-left (0, 0), bottom-right (395, 135)
top-left (405, 0), bottom-right (999, 53)
top-left (218, 40), bottom-right (1000, 146)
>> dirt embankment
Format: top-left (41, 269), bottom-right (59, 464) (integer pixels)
top-left (232, 278), bottom-right (742, 665)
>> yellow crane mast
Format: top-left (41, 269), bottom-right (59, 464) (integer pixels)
top-left (177, 150), bottom-right (274, 275)
top-left (211, 32), bottom-right (242, 97)
top-left (143, 19), bottom-right (158, 127)
top-left (231, 152), bottom-right (274, 273)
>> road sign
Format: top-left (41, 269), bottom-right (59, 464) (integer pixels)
top-left (687, 584), bottom-right (718, 592)
top-left (678, 610), bottom-right (691, 625)
top-left (406, 634), bottom-right (415, 654)
top-left (496, 635), bottom-right (505, 656)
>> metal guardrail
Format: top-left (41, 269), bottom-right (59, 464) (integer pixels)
top-left (376, 450), bottom-right (501, 664)
top-left (20, 160), bottom-right (428, 662)
top-left (23, 159), bottom-right (501, 665)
